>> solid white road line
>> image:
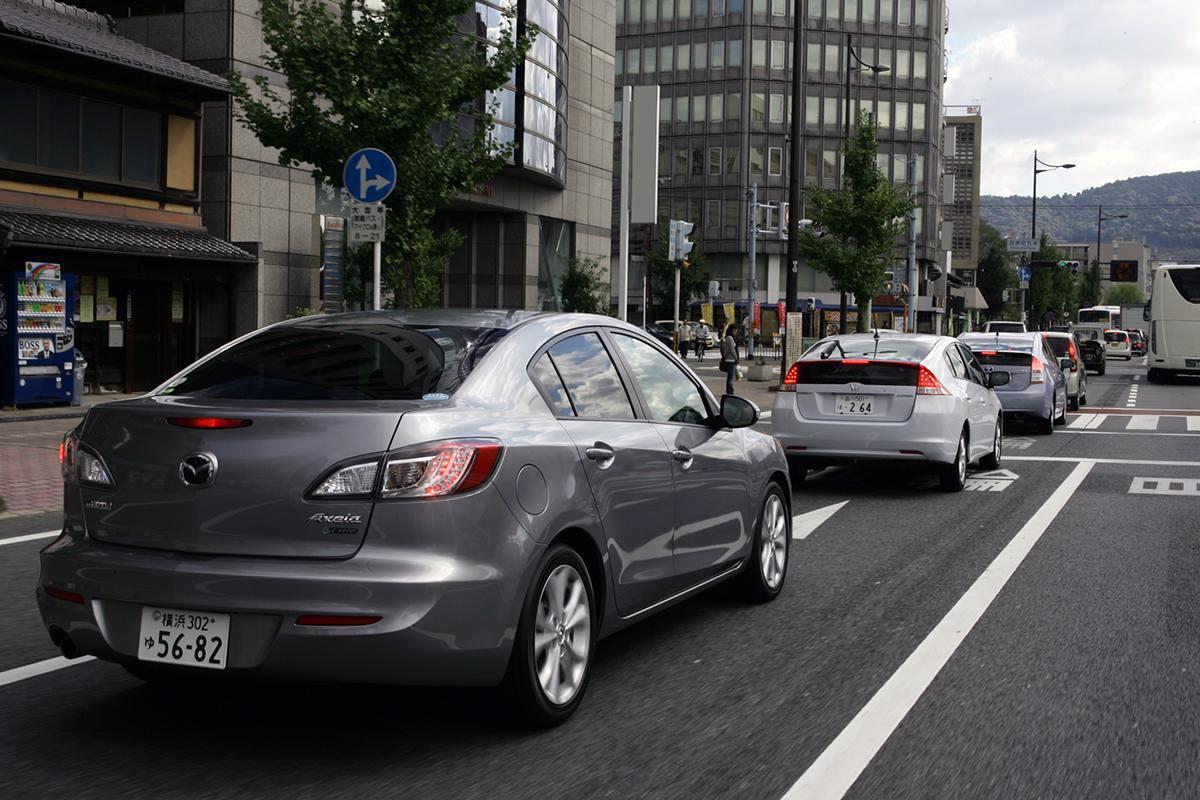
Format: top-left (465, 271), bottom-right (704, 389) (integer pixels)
top-left (0, 530), bottom-right (59, 547)
top-left (1126, 415), bottom-right (1159, 431)
top-left (792, 501), bottom-right (849, 540)
top-left (1008, 456), bottom-right (1200, 467)
top-left (780, 461), bottom-right (1094, 800)
top-left (0, 656), bottom-right (95, 688)
top-left (1065, 429), bottom-right (1200, 438)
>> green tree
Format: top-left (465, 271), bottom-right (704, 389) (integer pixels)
top-left (559, 257), bottom-right (609, 315)
top-left (229, 0), bottom-right (531, 308)
top-left (1028, 234), bottom-right (1076, 328)
top-left (976, 221), bottom-right (1015, 317)
top-left (798, 111), bottom-right (916, 333)
top-left (1078, 261), bottom-right (1103, 309)
top-left (1103, 283), bottom-right (1146, 305)
top-left (645, 235), bottom-right (708, 320)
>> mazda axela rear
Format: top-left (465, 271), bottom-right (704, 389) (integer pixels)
top-left (37, 311), bottom-right (558, 693)
top-left (771, 334), bottom-right (964, 469)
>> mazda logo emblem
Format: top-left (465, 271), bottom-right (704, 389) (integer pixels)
top-left (179, 452), bottom-right (218, 488)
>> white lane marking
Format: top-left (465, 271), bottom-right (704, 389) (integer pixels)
top-left (1129, 478), bottom-right (1200, 496)
top-left (0, 656), bottom-right (95, 688)
top-left (760, 411), bottom-right (773, 421)
top-left (1085, 414), bottom-right (1109, 430)
top-left (1008, 456), bottom-right (1200, 467)
top-left (1188, 418), bottom-right (1200, 432)
top-left (1063, 430), bottom-right (1200, 438)
top-left (1003, 436), bottom-right (1035, 451)
top-left (1126, 415), bottom-right (1160, 431)
top-left (780, 461), bottom-right (1094, 800)
top-left (1067, 413), bottom-right (1096, 429)
top-left (792, 501), bottom-right (849, 540)
top-left (963, 468), bottom-right (1020, 493)
top-left (0, 530), bottom-right (59, 547)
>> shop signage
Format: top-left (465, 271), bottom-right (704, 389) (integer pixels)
top-left (25, 261), bottom-right (61, 280)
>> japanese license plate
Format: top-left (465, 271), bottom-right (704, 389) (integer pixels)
top-left (1187, 359), bottom-right (1199, 368)
top-left (137, 606), bottom-right (230, 670)
top-left (835, 394), bottom-right (875, 415)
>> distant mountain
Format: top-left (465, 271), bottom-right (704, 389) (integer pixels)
top-left (980, 170), bottom-right (1200, 262)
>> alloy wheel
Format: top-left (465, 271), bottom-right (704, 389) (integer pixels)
top-left (533, 564), bottom-right (591, 706)
top-left (957, 435), bottom-right (967, 484)
top-left (760, 493), bottom-right (788, 590)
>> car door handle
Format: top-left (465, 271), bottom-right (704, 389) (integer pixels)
top-left (585, 444), bottom-right (615, 468)
top-left (672, 448), bottom-right (694, 468)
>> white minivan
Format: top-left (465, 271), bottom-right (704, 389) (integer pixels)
top-left (1147, 265), bottom-right (1200, 381)
top-left (981, 320), bottom-right (1028, 334)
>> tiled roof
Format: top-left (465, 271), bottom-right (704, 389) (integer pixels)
top-left (0, 0), bottom-right (229, 94)
top-left (0, 210), bottom-right (257, 263)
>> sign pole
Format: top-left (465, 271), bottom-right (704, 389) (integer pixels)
top-left (618, 86), bottom-right (632, 322)
top-left (373, 240), bottom-right (382, 310)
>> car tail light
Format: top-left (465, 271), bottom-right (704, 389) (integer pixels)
top-left (841, 359), bottom-right (869, 365)
top-left (781, 362), bottom-right (802, 392)
top-left (312, 461), bottom-right (379, 497)
top-left (295, 615), bottom-right (382, 626)
top-left (168, 417), bottom-right (253, 429)
top-left (1030, 356), bottom-right (1045, 383)
top-left (380, 439), bottom-right (503, 499)
top-left (60, 432), bottom-right (113, 487)
top-left (980, 350), bottom-right (997, 356)
top-left (44, 586), bottom-right (84, 605)
top-left (916, 365), bottom-right (949, 396)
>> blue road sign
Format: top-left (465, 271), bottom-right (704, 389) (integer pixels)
top-left (1018, 266), bottom-right (1032, 282)
top-left (343, 148), bottom-right (396, 204)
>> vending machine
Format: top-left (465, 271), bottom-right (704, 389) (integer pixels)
top-left (0, 262), bottom-right (76, 406)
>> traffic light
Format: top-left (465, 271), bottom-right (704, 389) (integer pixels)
top-left (669, 219), bottom-right (695, 263)
top-left (1057, 260), bottom-right (1081, 275)
top-left (805, 298), bottom-right (816, 313)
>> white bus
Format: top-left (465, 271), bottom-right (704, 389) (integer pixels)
top-left (1147, 265), bottom-right (1200, 382)
top-left (1077, 305), bottom-right (1122, 330)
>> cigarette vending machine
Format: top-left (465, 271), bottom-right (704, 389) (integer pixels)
top-left (0, 262), bottom-right (77, 406)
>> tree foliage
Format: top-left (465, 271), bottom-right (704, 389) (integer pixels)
top-left (1078, 261), bottom-right (1103, 309)
top-left (645, 235), bottom-right (708, 320)
top-left (1028, 233), bottom-right (1077, 328)
top-left (229, 0), bottom-right (531, 308)
top-left (559, 257), bottom-right (610, 315)
top-left (1103, 283), bottom-right (1146, 305)
top-left (976, 221), bottom-right (1015, 317)
top-left (797, 111), bottom-right (916, 332)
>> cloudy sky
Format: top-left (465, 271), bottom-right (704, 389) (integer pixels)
top-left (945, 0), bottom-right (1200, 197)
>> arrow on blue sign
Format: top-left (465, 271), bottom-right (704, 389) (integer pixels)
top-left (343, 148), bottom-right (396, 204)
top-left (1018, 266), bottom-right (1032, 281)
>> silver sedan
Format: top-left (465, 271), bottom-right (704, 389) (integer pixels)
top-left (39, 311), bottom-right (790, 726)
top-left (772, 333), bottom-right (1009, 491)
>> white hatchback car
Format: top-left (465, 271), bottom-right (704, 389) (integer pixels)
top-left (772, 333), bottom-right (1009, 491)
top-left (1104, 329), bottom-right (1133, 360)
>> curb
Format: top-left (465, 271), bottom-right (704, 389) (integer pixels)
top-left (0, 412), bottom-right (86, 425)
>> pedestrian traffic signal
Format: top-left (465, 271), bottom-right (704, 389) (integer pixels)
top-left (670, 219), bottom-right (695, 263)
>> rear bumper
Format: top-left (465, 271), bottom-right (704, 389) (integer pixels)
top-left (37, 513), bottom-right (540, 687)
top-left (995, 388), bottom-right (1051, 418)
top-left (770, 396), bottom-right (961, 464)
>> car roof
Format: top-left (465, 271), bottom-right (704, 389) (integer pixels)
top-left (280, 309), bottom-right (549, 331)
top-left (960, 332), bottom-right (1041, 345)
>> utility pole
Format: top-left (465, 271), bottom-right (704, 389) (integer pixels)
top-left (907, 155), bottom-right (918, 334)
top-left (747, 182), bottom-right (758, 357)
top-left (617, 86), bottom-right (632, 321)
top-left (785, 3), bottom-right (804, 332)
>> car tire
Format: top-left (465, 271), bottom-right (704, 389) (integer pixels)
top-left (1055, 399), bottom-right (1067, 425)
top-left (1097, 363), bottom-right (1106, 376)
top-left (738, 484), bottom-right (790, 603)
top-left (980, 418), bottom-right (1002, 470)
top-left (938, 431), bottom-right (968, 492)
top-left (786, 456), bottom-right (807, 485)
top-left (1037, 413), bottom-right (1054, 435)
top-left (1148, 368), bottom-right (1162, 383)
top-left (1068, 394), bottom-right (1079, 411)
top-left (503, 543), bottom-right (596, 727)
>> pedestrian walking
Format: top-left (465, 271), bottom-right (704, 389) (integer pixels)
top-left (678, 319), bottom-right (692, 359)
top-left (720, 323), bottom-right (739, 395)
top-left (695, 320), bottom-right (709, 361)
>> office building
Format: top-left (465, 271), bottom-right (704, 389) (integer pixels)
top-left (943, 108), bottom-right (981, 281)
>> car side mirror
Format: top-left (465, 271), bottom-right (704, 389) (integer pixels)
top-left (986, 371), bottom-right (1010, 388)
top-left (719, 395), bottom-right (759, 428)
top-left (1058, 357), bottom-right (1074, 372)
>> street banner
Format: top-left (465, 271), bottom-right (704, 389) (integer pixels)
top-left (701, 303), bottom-right (713, 325)
top-left (723, 303), bottom-right (735, 328)
top-left (753, 302), bottom-right (761, 334)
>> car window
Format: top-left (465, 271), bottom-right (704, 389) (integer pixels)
top-left (957, 345), bottom-right (987, 385)
top-left (611, 333), bottom-right (710, 425)
top-left (529, 353), bottom-right (575, 417)
top-left (1043, 336), bottom-right (1070, 358)
top-left (943, 346), bottom-right (966, 379)
top-left (547, 333), bottom-right (635, 419)
top-left (802, 337), bottom-right (934, 361)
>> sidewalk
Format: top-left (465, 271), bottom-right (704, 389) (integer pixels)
top-left (0, 392), bottom-right (142, 424)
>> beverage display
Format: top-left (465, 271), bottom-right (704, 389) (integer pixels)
top-left (16, 278), bottom-right (67, 334)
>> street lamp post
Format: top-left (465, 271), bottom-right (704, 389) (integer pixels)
top-left (1094, 204), bottom-right (1128, 300)
top-left (838, 35), bottom-right (890, 334)
top-left (1027, 149), bottom-right (1075, 324)
top-left (785, 2), bottom-right (805, 331)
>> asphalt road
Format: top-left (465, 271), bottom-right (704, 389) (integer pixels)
top-left (1, 357), bottom-right (1198, 800)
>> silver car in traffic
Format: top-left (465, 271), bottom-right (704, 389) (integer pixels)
top-left (772, 333), bottom-right (1008, 491)
top-left (39, 311), bottom-right (790, 725)
top-left (959, 333), bottom-right (1069, 435)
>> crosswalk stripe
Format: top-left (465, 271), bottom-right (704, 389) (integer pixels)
top-left (1067, 414), bottom-right (1096, 429)
top-left (1085, 414), bottom-right (1108, 430)
top-left (1126, 415), bottom-right (1159, 431)
top-left (1189, 417), bottom-right (1200, 432)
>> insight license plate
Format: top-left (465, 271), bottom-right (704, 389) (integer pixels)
top-left (137, 606), bottom-right (230, 670)
top-left (1187, 359), bottom-right (1200, 368)
top-left (835, 394), bottom-right (875, 415)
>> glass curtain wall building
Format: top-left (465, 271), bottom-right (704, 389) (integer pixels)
top-left (614, 0), bottom-right (948, 319)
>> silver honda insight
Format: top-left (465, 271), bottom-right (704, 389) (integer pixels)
top-left (38, 311), bottom-right (790, 725)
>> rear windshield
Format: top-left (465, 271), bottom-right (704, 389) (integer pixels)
top-left (973, 350), bottom-right (1033, 367)
top-left (804, 338), bottom-right (934, 362)
top-left (1044, 337), bottom-right (1070, 357)
top-left (1105, 331), bottom-right (1128, 343)
top-left (796, 361), bottom-right (917, 386)
top-left (158, 323), bottom-right (508, 400)
top-left (1167, 269), bottom-right (1200, 303)
top-left (1078, 310), bottom-right (1111, 324)
top-left (986, 322), bottom-right (1025, 332)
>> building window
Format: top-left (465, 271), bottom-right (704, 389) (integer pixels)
top-left (693, 94), bottom-right (707, 122)
top-left (880, 0), bottom-right (893, 23)
top-left (823, 148), bottom-right (837, 182)
top-left (806, 42), bottom-right (820, 75)
top-left (828, 0), bottom-right (840, 21)
top-left (863, 0), bottom-right (876, 23)
top-left (709, 146), bottom-right (723, 174)
top-left (675, 96), bottom-right (689, 122)
top-left (915, 0), bottom-right (928, 27)
top-left (679, 0), bottom-right (692, 15)
top-left (677, 43), bottom-right (690, 71)
top-left (823, 96), bottom-right (838, 132)
top-left (750, 144), bottom-right (764, 176)
top-left (711, 41), bottom-right (725, 70)
top-left (675, 147), bottom-right (689, 176)
top-left (912, 102), bottom-right (926, 134)
top-left (769, 93), bottom-right (784, 123)
top-left (898, 0), bottom-right (911, 26)
top-left (538, 217), bottom-right (575, 311)
top-left (768, 147), bottom-right (783, 175)
top-left (724, 199), bottom-right (739, 230)
top-left (628, 47), bottom-right (641, 73)
top-left (895, 100), bottom-right (909, 133)
top-left (846, 0), bottom-right (859, 23)
top-left (81, 99), bottom-right (121, 180)
top-left (728, 39), bottom-right (742, 67)
top-left (694, 41), bottom-right (708, 69)
top-left (877, 99), bottom-right (891, 130)
top-left (877, 47), bottom-right (892, 72)
top-left (706, 198), bottom-right (721, 228)
top-left (914, 152), bottom-right (925, 191)
top-left (645, 46), bottom-right (657, 73)
top-left (710, 93), bottom-right (724, 121)
top-left (807, 0), bottom-right (821, 19)
top-left (825, 42), bottom-right (841, 76)
top-left (629, 0), bottom-right (641, 23)
top-left (753, 38), bottom-right (767, 68)
top-left (896, 48), bottom-right (910, 79)
top-left (772, 0), bottom-right (786, 15)
top-left (805, 148), bottom-right (819, 185)
top-left (751, 92), bottom-right (766, 124)
top-left (893, 153), bottom-right (908, 185)
top-left (727, 92), bottom-right (741, 121)
top-left (914, 49), bottom-right (928, 80)
top-left (805, 95), bottom-right (819, 127)
top-left (660, 44), bottom-right (673, 72)
top-left (696, 0), bottom-right (709, 14)
top-left (876, 152), bottom-right (890, 179)
top-left (725, 144), bottom-right (740, 175)
top-left (615, 49), bottom-right (624, 76)
top-left (660, 99), bottom-right (671, 123)
top-left (692, 146), bottom-right (704, 175)
top-left (617, 0), bottom-right (625, 23)
top-left (713, 0), bottom-right (726, 15)
top-left (771, 40), bottom-right (786, 71)
top-left (646, 0), bottom-right (659, 21)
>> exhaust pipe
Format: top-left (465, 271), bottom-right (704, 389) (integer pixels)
top-left (49, 627), bottom-right (80, 659)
